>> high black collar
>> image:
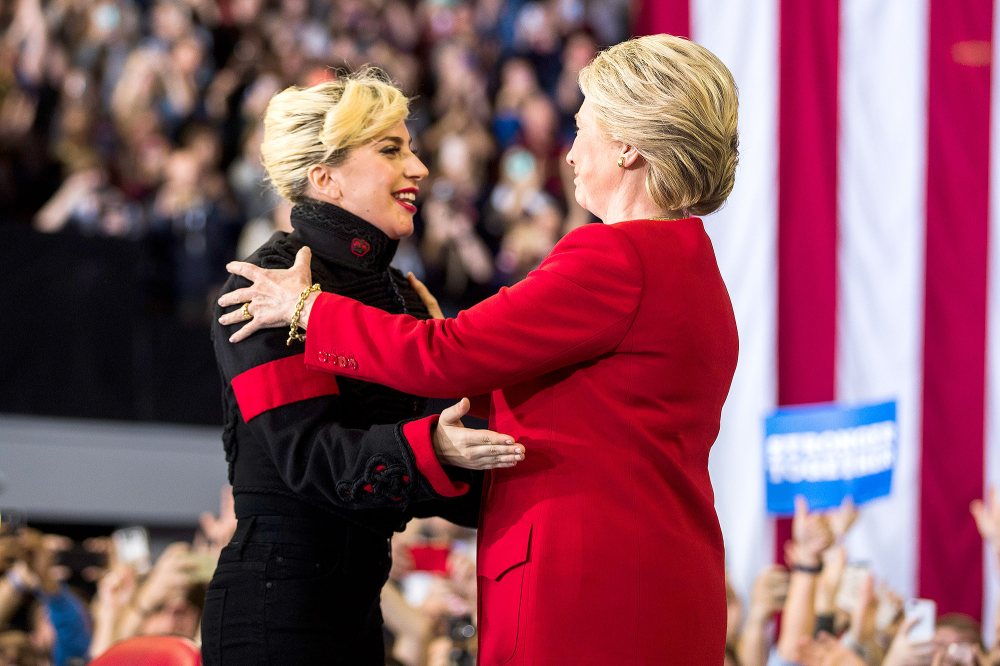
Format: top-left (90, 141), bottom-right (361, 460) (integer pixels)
top-left (289, 199), bottom-right (399, 273)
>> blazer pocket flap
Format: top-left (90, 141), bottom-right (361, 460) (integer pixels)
top-left (480, 522), bottom-right (532, 581)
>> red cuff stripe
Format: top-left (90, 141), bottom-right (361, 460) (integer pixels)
top-left (232, 354), bottom-right (340, 422)
top-left (403, 415), bottom-right (469, 498)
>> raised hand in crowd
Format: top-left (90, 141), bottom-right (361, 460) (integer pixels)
top-left (0, 528), bottom-right (91, 666)
top-left (382, 583), bottom-right (433, 666)
top-left (117, 542), bottom-right (199, 640)
top-left (795, 631), bottom-right (865, 666)
top-left (842, 568), bottom-right (883, 664)
top-left (814, 544), bottom-right (847, 621)
top-left (828, 496), bottom-right (859, 542)
top-left (197, 485), bottom-right (238, 557)
top-left (882, 616), bottom-right (936, 666)
top-left (14, 530), bottom-right (76, 597)
top-left (89, 563), bottom-right (138, 657)
top-left (382, 519), bottom-right (478, 666)
top-left (971, 486), bottom-right (1000, 663)
top-left (32, 169), bottom-right (106, 234)
top-left (777, 496), bottom-right (836, 661)
top-left (737, 565), bottom-right (789, 666)
top-left (874, 583), bottom-right (906, 656)
top-left (444, 551), bottom-right (477, 608)
top-left (971, 485), bottom-right (1000, 559)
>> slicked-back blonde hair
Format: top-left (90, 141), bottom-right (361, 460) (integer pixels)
top-left (260, 68), bottom-right (410, 202)
top-left (579, 34), bottom-right (739, 216)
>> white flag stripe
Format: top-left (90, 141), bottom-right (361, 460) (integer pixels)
top-left (836, 0), bottom-right (929, 598)
top-left (983, 0), bottom-right (1000, 634)
top-left (693, 0), bottom-right (779, 599)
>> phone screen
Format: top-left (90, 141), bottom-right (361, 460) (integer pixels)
top-left (905, 598), bottom-right (937, 642)
top-left (112, 526), bottom-right (151, 574)
top-left (835, 562), bottom-right (870, 612)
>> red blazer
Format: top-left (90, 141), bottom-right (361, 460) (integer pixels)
top-left (304, 219), bottom-right (738, 665)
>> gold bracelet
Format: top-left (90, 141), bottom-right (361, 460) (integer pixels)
top-left (287, 283), bottom-right (321, 346)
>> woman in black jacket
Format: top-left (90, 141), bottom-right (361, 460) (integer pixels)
top-left (201, 70), bottom-right (524, 666)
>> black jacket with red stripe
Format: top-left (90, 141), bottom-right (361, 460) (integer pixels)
top-left (212, 200), bottom-right (481, 537)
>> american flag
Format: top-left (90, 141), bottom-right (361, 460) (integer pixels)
top-left (633, 0), bottom-right (1000, 626)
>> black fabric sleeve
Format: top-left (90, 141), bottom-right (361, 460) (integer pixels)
top-left (214, 269), bottom-right (477, 513)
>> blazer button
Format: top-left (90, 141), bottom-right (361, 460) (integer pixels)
top-left (318, 351), bottom-right (329, 363)
top-left (337, 356), bottom-right (347, 367)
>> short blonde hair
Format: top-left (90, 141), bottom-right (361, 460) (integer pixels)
top-left (260, 69), bottom-right (410, 202)
top-left (579, 35), bottom-right (739, 216)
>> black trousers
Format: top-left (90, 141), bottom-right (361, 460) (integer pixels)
top-left (200, 514), bottom-right (391, 665)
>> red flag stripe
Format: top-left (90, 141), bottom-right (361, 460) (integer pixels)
top-left (918, 0), bottom-right (994, 617)
top-left (774, 0), bottom-right (841, 559)
top-left (632, 0), bottom-right (690, 38)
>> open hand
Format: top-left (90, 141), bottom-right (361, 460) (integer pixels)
top-left (791, 496), bottom-right (834, 566)
top-left (828, 495), bottom-right (859, 541)
top-left (218, 246), bottom-right (314, 342)
top-left (433, 398), bottom-right (524, 470)
top-left (199, 485), bottom-right (237, 550)
top-left (748, 564), bottom-right (789, 620)
top-left (94, 563), bottom-right (138, 619)
top-left (971, 485), bottom-right (1000, 554)
top-left (883, 617), bottom-right (935, 666)
top-left (134, 542), bottom-right (195, 612)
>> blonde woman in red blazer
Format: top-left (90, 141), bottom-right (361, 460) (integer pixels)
top-left (222, 35), bottom-right (739, 665)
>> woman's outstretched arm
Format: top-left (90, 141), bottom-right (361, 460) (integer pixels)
top-left (221, 223), bottom-right (643, 397)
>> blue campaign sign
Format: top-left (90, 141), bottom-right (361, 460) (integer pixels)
top-left (764, 400), bottom-right (897, 516)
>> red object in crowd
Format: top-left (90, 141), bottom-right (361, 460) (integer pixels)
top-left (303, 218), bottom-right (738, 665)
top-left (409, 544), bottom-right (452, 574)
top-left (90, 636), bottom-right (201, 666)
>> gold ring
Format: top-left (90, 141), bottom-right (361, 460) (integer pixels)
top-left (241, 302), bottom-right (253, 321)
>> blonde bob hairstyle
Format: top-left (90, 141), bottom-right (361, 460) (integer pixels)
top-left (259, 68), bottom-right (410, 203)
top-left (579, 34), bottom-right (739, 216)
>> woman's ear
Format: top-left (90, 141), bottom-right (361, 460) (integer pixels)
top-left (619, 144), bottom-right (643, 169)
top-left (306, 164), bottom-right (342, 202)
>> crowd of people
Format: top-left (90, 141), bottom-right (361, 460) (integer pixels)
top-left (4, 490), bottom-right (1000, 665)
top-left (2, 0), bottom-right (631, 321)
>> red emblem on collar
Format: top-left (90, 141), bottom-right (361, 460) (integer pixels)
top-left (351, 238), bottom-right (371, 257)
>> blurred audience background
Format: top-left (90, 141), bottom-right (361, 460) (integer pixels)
top-left (0, 0), bottom-right (629, 425)
top-left (7, 487), bottom-right (1000, 665)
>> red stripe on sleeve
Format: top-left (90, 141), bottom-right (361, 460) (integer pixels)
top-left (402, 415), bottom-right (469, 498)
top-left (231, 354), bottom-right (340, 422)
